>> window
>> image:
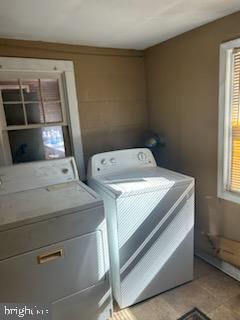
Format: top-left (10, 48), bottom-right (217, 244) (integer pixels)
top-left (0, 58), bottom-right (85, 179)
top-left (0, 77), bottom-right (70, 163)
top-left (218, 38), bottom-right (240, 204)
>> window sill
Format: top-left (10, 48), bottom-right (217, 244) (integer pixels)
top-left (218, 189), bottom-right (240, 205)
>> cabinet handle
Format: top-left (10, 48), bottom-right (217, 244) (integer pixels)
top-left (37, 249), bottom-right (64, 264)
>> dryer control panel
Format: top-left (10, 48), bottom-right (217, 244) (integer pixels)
top-left (88, 148), bottom-right (156, 177)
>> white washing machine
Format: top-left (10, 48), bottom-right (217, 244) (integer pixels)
top-left (88, 148), bottom-right (194, 309)
top-left (0, 157), bottom-right (112, 320)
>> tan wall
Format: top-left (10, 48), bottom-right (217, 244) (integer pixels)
top-left (144, 11), bottom-right (240, 255)
top-left (0, 39), bottom-right (147, 165)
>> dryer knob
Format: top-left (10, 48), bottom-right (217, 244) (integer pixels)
top-left (101, 158), bottom-right (107, 165)
top-left (138, 152), bottom-right (146, 161)
top-left (110, 158), bottom-right (116, 164)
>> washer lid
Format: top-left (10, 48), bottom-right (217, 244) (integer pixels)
top-left (0, 181), bottom-right (102, 231)
top-left (93, 167), bottom-right (194, 197)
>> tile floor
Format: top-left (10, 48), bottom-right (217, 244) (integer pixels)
top-left (111, 257), bottom-right (240, 320)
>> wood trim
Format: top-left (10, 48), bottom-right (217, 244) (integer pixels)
top-left (3, 122), bottom-right (67, 131)
top-left (0, 58), bottom-right (85, 177)
top-left (218, 38), bottom-right (240, 204)
top-left (0, 38), bottom-right (144, 58)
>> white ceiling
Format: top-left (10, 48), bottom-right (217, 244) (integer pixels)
top-left (0, 0), bottom-right (240, 50)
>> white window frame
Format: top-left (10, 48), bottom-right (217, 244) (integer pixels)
top-left (0, 57), bottom-right (85, 180)
top-left (218, 38), bottom-right (240, 204)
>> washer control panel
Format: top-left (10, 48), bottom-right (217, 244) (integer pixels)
top-left (88, 148), bottom-right (156, 177)
top-left (0, 157), bottom-right (79, 195)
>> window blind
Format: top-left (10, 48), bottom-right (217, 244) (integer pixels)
top-left (230, 49), bottom-right (240, 192)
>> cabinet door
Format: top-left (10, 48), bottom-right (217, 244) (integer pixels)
top-left (52, 280), bottom-right (112, 320)
top-left (0, 231), bottom-right (106, 302)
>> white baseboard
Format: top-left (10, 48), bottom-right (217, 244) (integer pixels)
top-left (195, 249), bottom-right (240, 282)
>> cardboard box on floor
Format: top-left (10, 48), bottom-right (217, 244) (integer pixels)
top-left (208, 235), bottom-right (240, 268)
